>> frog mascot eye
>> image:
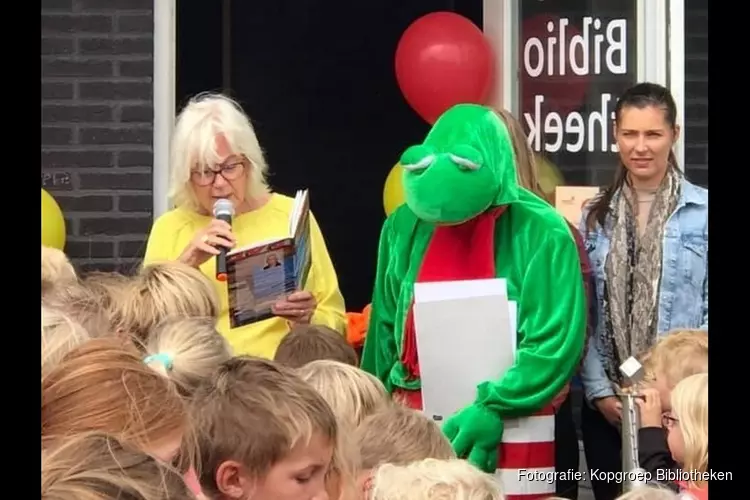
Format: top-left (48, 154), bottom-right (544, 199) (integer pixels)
top-left (400, 145), bottom-right (436, 172)
top-left (448, 144), bottom-right (483, 171)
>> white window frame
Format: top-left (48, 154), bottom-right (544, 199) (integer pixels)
top-left (667, 0), bottom-right (685, 171)
top-left (483, 0), bottom-right (519, 116)
top-left (483, 0), bottom-right (683, 170)
top-left (153, 0), bottom-right (177, 218)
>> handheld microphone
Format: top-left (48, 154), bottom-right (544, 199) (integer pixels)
top-left (212, 198), bottom-right (235, 282)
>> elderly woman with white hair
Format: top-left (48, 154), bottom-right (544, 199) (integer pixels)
top-left (144, 92), bottom-right (346, 358)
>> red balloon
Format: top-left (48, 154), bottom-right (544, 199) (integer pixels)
top-left (395, 12), bottom-right (495, 124)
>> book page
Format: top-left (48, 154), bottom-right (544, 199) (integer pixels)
top-left (555, 186), bottom-right (601, 225)
top-left (291, 190), bottom-right (311, 290)
top-left (289, 189), bottom-right (306, 236)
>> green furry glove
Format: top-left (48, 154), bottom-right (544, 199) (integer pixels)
top-left (442, 403), bottom-right (505, 473)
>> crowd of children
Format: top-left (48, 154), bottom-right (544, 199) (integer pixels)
top-left (41, 245), bottom-right (709, 500)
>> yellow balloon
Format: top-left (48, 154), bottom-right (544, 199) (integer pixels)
top-left (535, 154), bottom-right (565, 201)
top-left (383, 163), bottom-right (406, 216)
top-left (42, 189), bottom-right (66, 250)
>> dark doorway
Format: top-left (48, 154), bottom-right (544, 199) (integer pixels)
top-left (177, 1), bottom-right (482, 310)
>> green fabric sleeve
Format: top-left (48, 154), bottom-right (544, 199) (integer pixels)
top-left (475, 235), bottom-right (586, 416)
top-left (360, 217), bottom-right (398, 392)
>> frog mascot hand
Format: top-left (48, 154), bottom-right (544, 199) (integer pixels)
top-left (361, 104), bottom-right (586, 479)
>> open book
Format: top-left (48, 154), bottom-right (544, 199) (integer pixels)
top-left (225, 189), bottom-right (312, 328)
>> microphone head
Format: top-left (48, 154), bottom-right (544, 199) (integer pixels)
top-left (213, 198), bottom-right (235, 218)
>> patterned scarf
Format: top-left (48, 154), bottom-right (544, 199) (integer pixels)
top-left (601, 168), bottom-right (681, 386)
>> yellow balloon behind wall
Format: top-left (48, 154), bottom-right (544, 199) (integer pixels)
top-left (535, 154), bottom-right (565, 202)
top-left (42, 189), bottom-right (66, 250)
top-left (383, 163), bottom-right (406, 216)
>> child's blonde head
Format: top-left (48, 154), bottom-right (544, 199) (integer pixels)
top-left (615, 485), bottom-right (680, 499)
top-left (42, 245), bottom-right (77, 296)
top-left (80, 271), bottom-right (132, 330)
top-left (643, 329), bottom-right (708, 389)
top-left (670, 373), bottom-right (708, 482)
top-left (188, 356), bottom-right (338, 497)
top-left (368, 458), bottom-right (503, 500)
top-left (295, 359), bottom-right (389, 430)
top-left (121, 261), bottom-right (220, 344)
top-left (42, 338), bottom-right (187, 456)
top-left (42, 432), bottom-right (192, 500)
top-left (355, 404), bottom-right (456, 471)
top-left (295, 360), bottom-right (389, 500)
top-left (144, 317), bottom-right (233, 397)
top-left (42, 281), bottom-right (111, 338)
top-left (275, 324), bottom-right (358, 368)
top-left (42, 305), bottom-right (91, 376)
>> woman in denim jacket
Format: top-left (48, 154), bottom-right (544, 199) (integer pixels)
top-left (578, 83), bottom-right (708, 500)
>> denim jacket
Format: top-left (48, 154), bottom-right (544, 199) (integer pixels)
top-left (578, 178), bottom-right (708, 402)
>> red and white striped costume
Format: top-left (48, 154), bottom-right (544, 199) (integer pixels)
top-left (395, 389), bottom-right (556, 500)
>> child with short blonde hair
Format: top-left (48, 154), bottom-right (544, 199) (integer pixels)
top-left (42, 281), bottom-right (111, 338)
top-left (120, 261), bottom-right (220, 344)
top-left (275, 324), bottom-right (358, 368)
top-left (188, 356), bottom-right (338, 500)
top-left (296, 359), bottom-right (389, 430)
top-left (144, 317), bottom-right (233, 397)
top-left (42, 245), bottom-right (77, 296)
top-left (295, 360), bottom-right (391, 500)
top-left (642, 329), bottom-right (708, 411)
top-left (42, 432), bottom-right (192, 500)
top-left (80, 271), bottom-right (132, 331)
top-left (355, 404), bottom-right (455, 472)
top-left (41, 305), bottom-right (91, 376)
top-left (614, 486), bottom-right (681, 499)
top-left (367, 458), bottom-right (503, 500)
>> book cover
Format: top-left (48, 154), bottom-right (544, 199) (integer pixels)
top-left (225, 190), bottom-right (311, 329)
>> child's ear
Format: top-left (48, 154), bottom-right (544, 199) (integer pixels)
top-left (215, 460), bottom-right (253, 499)
top-left (356, 470), bottom-right (373, 499)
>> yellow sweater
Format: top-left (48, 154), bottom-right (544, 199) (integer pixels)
top-left (143, 194), bottom-right (347, 359)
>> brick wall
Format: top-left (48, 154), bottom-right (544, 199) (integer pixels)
top-left (41, 0), bottom-right (154, 273)
top-left (684, 0), bottom-right (708, 187)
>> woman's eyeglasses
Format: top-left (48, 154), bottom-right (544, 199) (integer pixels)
top-left (191, 158), bottom-right (246, 186)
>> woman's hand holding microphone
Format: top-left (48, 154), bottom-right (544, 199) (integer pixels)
top-left (178, 219), bottom-right (236, 268)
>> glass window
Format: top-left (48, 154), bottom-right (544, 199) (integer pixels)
top-left (518, 1), bottom-right (638, 197)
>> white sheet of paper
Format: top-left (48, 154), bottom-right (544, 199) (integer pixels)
top-left (414, 279), bottom-right (515, 424)
top-left (509, 300), bottom-right (517, 357)
top-left (414, 278), bottom-right (507, 302)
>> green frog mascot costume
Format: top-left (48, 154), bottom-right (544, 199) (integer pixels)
top-left (361, 104), bottom-right (586, 499)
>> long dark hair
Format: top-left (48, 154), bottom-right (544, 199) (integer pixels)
top-left (585, 82), bottom-right (680, 232)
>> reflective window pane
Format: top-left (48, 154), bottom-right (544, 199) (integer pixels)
top-left (519, 1), bottom-right (638, 197)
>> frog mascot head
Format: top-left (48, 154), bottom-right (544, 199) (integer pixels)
top-left (400, 104), bottom-right (519, 224)
top-left (361, 104), bottom-right (586, 489)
